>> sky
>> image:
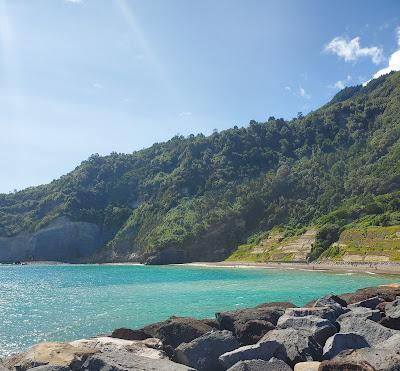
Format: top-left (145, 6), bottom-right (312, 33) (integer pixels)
top-left (1, 0), bottom-right (400, 193)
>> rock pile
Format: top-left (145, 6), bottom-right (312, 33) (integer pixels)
top-left (2, 285), bottom-right (400, 370)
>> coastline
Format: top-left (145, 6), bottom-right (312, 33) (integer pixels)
top-left (180, 261), bottom-right (400, 276)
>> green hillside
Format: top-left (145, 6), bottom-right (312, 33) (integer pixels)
top-left (1, 71), bottom-right (400, 263)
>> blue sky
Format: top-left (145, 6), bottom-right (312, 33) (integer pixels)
top-left (1, 0), bottom-right (400, 193)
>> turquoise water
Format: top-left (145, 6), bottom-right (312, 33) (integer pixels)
top-left (0, 264), bottom-right (396, 357)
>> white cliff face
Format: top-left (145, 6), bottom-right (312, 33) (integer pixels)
top-left (0, 216), bottom-right (101, 263)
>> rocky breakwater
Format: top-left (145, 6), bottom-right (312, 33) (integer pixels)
top-left (2, 284), bottom-right (400, 371)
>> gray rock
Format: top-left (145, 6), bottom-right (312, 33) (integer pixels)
top-left (283, 307), bottom-right (339, 324)
top-left (219, 341), bottom-right (281, 369)
top-left (216, 306), bottom-right (287, 332)
top-left (319, 358), bottom-right (375, 371)
top-left (234, 320), bottom-right (275, 345)
top-left (385, 297), bottom-right (400, 319)
top-left (322, 333), bottom-right (369, 360)
top-left (25, 367), bottom-right (70, 371)
top-left (227, 358), bottom-right (292, 371)
top-left (276, 315), bottom-right (337, 346)
top-left (348, 296), bottom-right (384, 310)
top-left (379, 316), bottom-right (400, 330)
top-left (260, 328), bottom-right (322, 368)
top-left (313, 295), bottom-right (347, 308)
top-left (174, 330), bottom-right (239, 371)
top-left (82, 351), bottom-right (194, 371)
top-left (338, 317), bottom-right (396, 346)
top-left (111, 328), bottom-right (151, 341)
top-left (374, 333), bottom-right (400, 349)
top-left (337, 307), bottom-right (382, 323)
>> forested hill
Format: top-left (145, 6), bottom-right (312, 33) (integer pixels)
top-left (1, 71), bottom-right (400, 264)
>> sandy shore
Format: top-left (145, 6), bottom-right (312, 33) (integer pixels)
top-left (181, 261), bottom-right (400, 276)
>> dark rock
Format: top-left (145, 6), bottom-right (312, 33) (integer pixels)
top-left (337, 307), bottom-right (381, 323)
top-left (313, 295), bottom-right (348, 308)
top-left (227, 358), bottom-right (292, 371)
top-left (111, 328), bottom-right (151, 341)
top-left (82, 350), bottom-right (194, 371)
top-left (339, 286), bottom-right (400, 305)
top-left (219, 340), bottom-right (281, 369)
top-left (322, 333), bottom-right (369, 360)
top-left (174, 330), bottom-right (239, 371)
top-left (338, 317), bottom-right (396, 346)
top-left (234, 320), bottom-right (275, 345)
top-left (255, 302), bottom-right (296, 310)
top-left (26, 367), bottom-right (71, 371)
top-left (318, 359), bottom-right (375, 371)
top-left (141, 316), bottom-right (213, 355)
top-left (216, 306), bottom-right (286, 332)
top-left (283, 307), bottom-right (340, 324)
top-left (385, 297), bottom-right (400, 319)
top-left (261, 328), bottom-right (322, 368)
top-left (277, 315), bottom-right (337, 346)
top-left (348, 296), bottom-right (384, 310)
top-left (143, 248), bottom-right (187, 265)
top-left (376, 301), bottom-right (389, 314)
top-left (379, 316), bottom-right (400, 330)
top-left (200, 318), bottom-right (220, 329)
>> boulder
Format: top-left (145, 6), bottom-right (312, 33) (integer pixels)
top-left (338, 286), bottom-right (400, 305)
top-left (2, 342), bottom-right (97, 371)
top-left (141, 316), bottom-right (213, 353)
top-left (348, 296), bottom-right (384, 310)
top-left (379, 316), bottom-right (400, 330)
top-left (227, 358), bottom-right (292, 371)
top-left (318, 359), bottom-right (375, 371)
top-left (276, 315), bottom-right (337, 346)
top-left (322, 333), bottom-right (369, 360)
top-left (313, 295), bottom-right (347, 308)
top-left (293, 361), bottom-right (321, 371)
top-left (111, 328), bottom-right (151, 341)
top-left (200, 318), bottom-right (220, 329)
top-left (338, 317), bottom-right (396, 346)
top-left (385, 297), bottom-right (400, 319)
top-left (260, 328), bottom-right (322, 368)
top-left (336, 307), bottom-right (381, 323)
top-left (282, 307), bottom-right (339, 324)
top-left (326, 347), bottom-right (400, 371)
top-left (234, 320), bottom-right (275, 345)
top-left (82, 351), bottom-right (194, 371)
top-left (219, 340), bottom-right (281, 369)
top-left (255, 302), bottom-right (297, 310)
top-left (23, 367), bottom-right (70, 371)
top-left (69, 336), bottom-right (165, 359)
top-left (174, 330), bottom-right (239, 371)
top-left (216, 305), bottom-right (287, 332)
top-left (374, 332), bottom-right (400, 349)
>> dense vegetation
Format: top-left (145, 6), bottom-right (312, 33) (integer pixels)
top-left (1, 71), bottom-right (400, 262)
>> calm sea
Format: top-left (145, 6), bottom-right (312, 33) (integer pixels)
top-left (0, 264), bottom-right (395, 357)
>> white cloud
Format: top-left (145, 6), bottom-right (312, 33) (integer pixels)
top-left (331, 75), bottom-right (352, 90)
top-left (178, 111), bottom-right (192, 117)
top-left (325, 36), bottom-right (383, 64)
top-left (64, 0), bottom-right (83, 3)
top-left (284, 86), bottom-right (291, 92)
top-left (363, 27), bottom-right (400, 85)
top-left (299, 87), bottom-right (310, 100)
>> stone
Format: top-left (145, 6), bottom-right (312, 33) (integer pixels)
top-left (82, 351), bottom-right (194, 371)
top-left (374, 332), bottom-right (400, 349)
top-left (69, 336), bottom-right (165, 360)
top-left (313, 295), bottom-right (347, 308)
top-left (2, 342), bottom-right (97, 371)
top-left (385, 297), bottom-right (400, 319)
top-left (255, 302), bottom-right (297, 310)
top-left (348, 296), bottom-right (384, 310)
top-left (226, 358), bottom-right (292, 371)
top-left (277, 315), bottom-right (337, 346)
top-left (328, 347), bottom-right (400, 371)
top-left (336, 307), bottom-right (381, 323)
top-left (22, 367), bottom-right (70, 371)
top-left (174, 330), bottom-right (239, 371)
top-left (234, 319), bottom-right (275, 345)
top-left (293, 361), bottom-right (321, 371)
top-left (219, 340), bottom-right (281, 369)
top-left (338, 317), bottom-right (396, 346)
top-left (216, 305), bottom-right (287, 332)
top-left (141, 316), bottom-right (213, 353)
top-left (282, 307), bottom-right (339, 324)
top-left (379, 316), bottom-right (400, 330)
top-left (260, 328), bottom-right (322, 368)
top-left (339, 286), bottom-right (400, 305)
top-left (111, 328), bottom-right (151, 341)
top-left (318, 359), bottom-right (375, 371)
top-left (200, 318), bottom-right (220, 329)
top-left (322, 333), bottom-right (369, 360)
